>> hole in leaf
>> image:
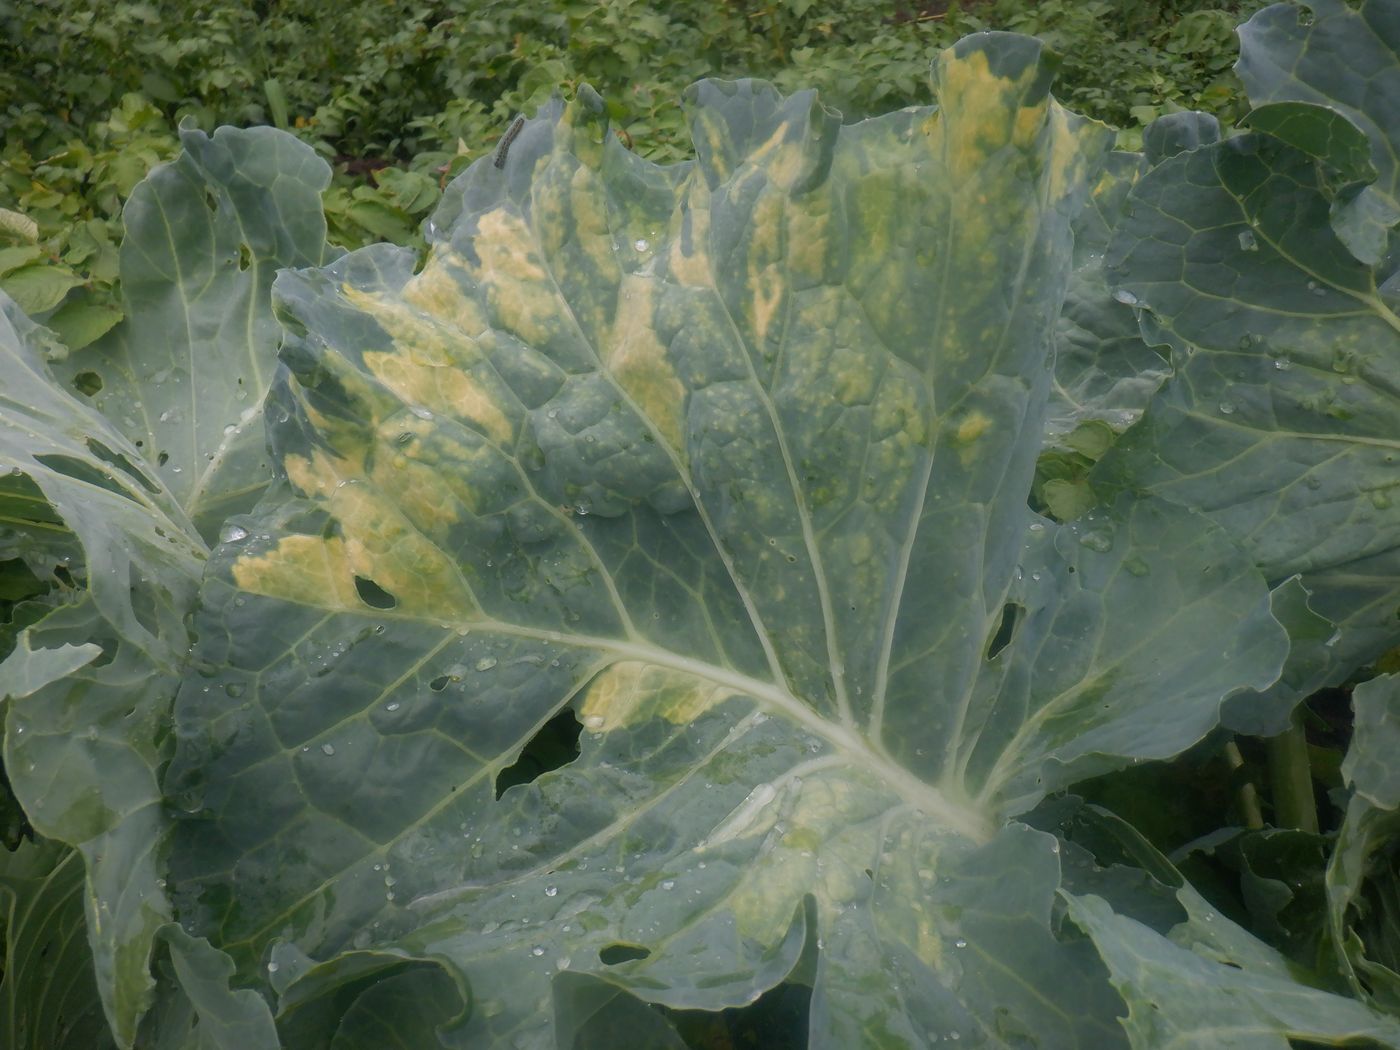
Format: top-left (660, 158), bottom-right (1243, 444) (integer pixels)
top-left (864, 868), bottom-right (874, 880)
top-left (353, 575), bottom-right (398, 610)
top-left (237, 243), bottom-right (252, 271)
top-left (33, 453), bottom-right (138, 503)
top-left (52, 564), bottom-right (75, 588)
top-left (429, 675), bottom-right (453, 691)
top-left (72, 370), bottom-right (103, 396)
top-left (157, 451), bottom-right (170, 467)
top-left (598, 943), bottom-right (651, 965)
top-left (985, 602), bottom-right (1023, 660)
top-left (85, 438), bottom-right (160, 494)
top-left (494, 708), bottom-right (582, 799)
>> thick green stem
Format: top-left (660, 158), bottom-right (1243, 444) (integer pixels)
top-left (1266, 716), bottom-right (1319, 834)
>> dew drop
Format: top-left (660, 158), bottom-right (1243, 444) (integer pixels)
top-left (1028, 522), bottom-right (1044, 533)
top-left (267, 961), bottom-right (279, 973)
top-left (1111, 288), bottom-right (1139, 306)
top-left (661, 880), bottom-right (675, 890)
top-left (1218, 400), bottom-right (1237, 415)
top-left (411, 405), bottom-right (433, 420)
top-left (224, 682), bottom-right (246, 698)
top-left (545, 886), bottom-right (558, 897)
top-left (321, 743), bottom-right (336, 756)
top-left (633, 238), bottom-right (649, 252)
top-left (531, 946), bottom-right (545, 957)
top-left (475, 656), bottom-right (498, 671)
top-left (219, 523), bottom-right (249, 543)
top-left (1273, 357), bottom-right (1291, 371)
top-left (386, 701), bottom-right (401, 711)
top-left (1236, 229), bottom-right (1258, 252)
top-left (1078, 530), bottom-right (1113, 553)
top-left (954, 938), bottom-right (968, 949)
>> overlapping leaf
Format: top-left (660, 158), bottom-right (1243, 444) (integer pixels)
top-left (1236, 0), bottom-right (1400, 266)
top-left (0, 126), bottom-right (333, 1045)
top-left (157, 36), bottom-right (1315, 1047)
top-left (48, 125), bottom-right (334, 543)
top-left (1329, 674), bottom-right (1400, 1012)
top-left (1094, 0), bottom-right (1400, 697)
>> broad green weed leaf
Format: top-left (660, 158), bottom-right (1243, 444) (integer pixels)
top-left (50, 125), bottom-right (334, 543)
top-left (164, 38), bottom-right (1296, 1046)
top-left (1237, 0), bottom-right (1400, 264)
top-left (0, 838), bottom-right (115, 1050)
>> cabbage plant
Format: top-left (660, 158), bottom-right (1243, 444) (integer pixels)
top-left (3, 4), bottom-right (1400, 1048)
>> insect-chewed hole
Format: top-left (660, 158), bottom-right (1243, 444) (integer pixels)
top-left (353, 575), bottom-right (398, 610)
top-left (985, 602), bottom-right (1024, 660)
top-left (429, 674), bottom-right (453, 692)
top-left (73, 370), bottom-right (103, 396)
top-left (237, 243), bottom-right (252, 272)
top-left (493, 708), bottom-right (582, 799)
top-left (598, 943), bottom-right (651, 965)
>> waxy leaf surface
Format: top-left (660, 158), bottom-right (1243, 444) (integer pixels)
top-left (0, 125), bottom-right (331, 1045)
top-left (161, 36), bottom-right (1300, 1047)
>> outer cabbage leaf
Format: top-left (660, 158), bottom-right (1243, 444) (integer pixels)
top-left (1237, 0), bottom-right (1400, 265)
top-left (1066, 887), bottom-right (1400, 1048)
top-left (1329, 673), bottom-right (1400, 1011)
top-left (0, 126), bottom-right (333, 1044)
top-left (48, 125), bottom-right (334, 544)
top-left (1047, 153), bottom-right (1166, 446)
top-left (1094, 116), bottom-right (1400, 688)
top-left (165, 38), bottom-right (1294, 1047)
top-left (0, 295), bottom-right (199, 1042)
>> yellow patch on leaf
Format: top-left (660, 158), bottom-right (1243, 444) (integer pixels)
top-left (402, 250), bottom-right (489, 336)
top-left (607, 276), bottom-right (687, 452)
top-left (232, 534), bottom-right (361, 609)
top-left (579, 662), bottom-right (731, 733)
top-left (468, 210), bottom-right (562, 348)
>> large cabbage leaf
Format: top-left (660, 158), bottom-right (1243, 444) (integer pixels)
top-left (151, 35), bottom-right (1367, 1047)
top-left (1094, 0), bottom-right (1400, 708)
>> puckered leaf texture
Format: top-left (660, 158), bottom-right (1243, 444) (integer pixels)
top-left (149, 34), bottom-right (1354, 1048)
top-left (1094, 0), bottom-right (1400, 715)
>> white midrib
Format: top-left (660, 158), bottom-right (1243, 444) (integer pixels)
top-left (476, 618), bottom-right (996, 844)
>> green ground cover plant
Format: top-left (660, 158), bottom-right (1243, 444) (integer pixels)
top-left (3, 0), bottom-right (1400, 1047)
top-left (1, 0), bottom-right (1269, 350)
